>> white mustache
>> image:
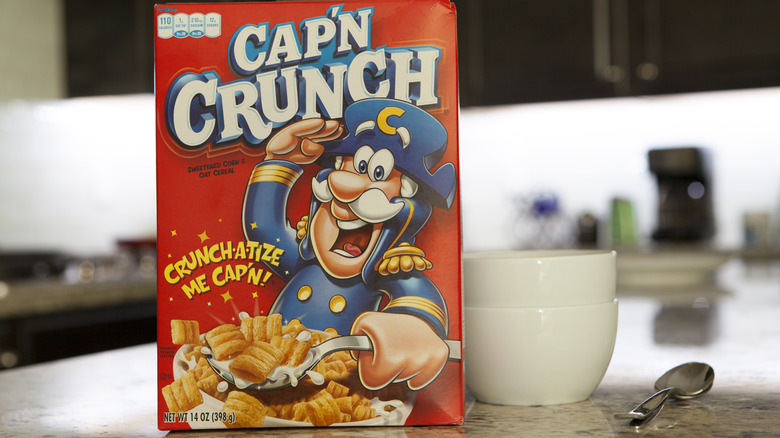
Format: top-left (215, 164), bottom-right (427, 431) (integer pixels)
top-left (311, 178), bottom-right (404, 225)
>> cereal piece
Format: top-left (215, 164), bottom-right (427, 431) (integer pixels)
top-left (192, 357), bottom-right (222, 397)
top-left (344, 359), bottom-right (358, 374)
top-left (171, 319), bottom-right (200, 345)
top-left (291, 402), bottom-right (309, 422)
top-left (351, 404), bottom-right (376, 422)
top-left (325, 380), bottom-right (350, 398)
top-left (184, 345), bottom-right (204, 362)
top-left (266, 313), bottom-right (283, 338)
top-left (240, 314), bottom-right (284, 343)
top-left (270, 336), bottom-right (294, 361)
top-left (229, 341), bottom-right (285, 383)
top-left (272, 402), bottom-right (296, 420)
top-left (288, 343), bottom-right (311, 367)
top-left (350, 393), bottom-right (374, 411)
top-left (271, 335), bottom-right (311, 367)
top-left (197, 373), bottom-right (228, 402)
top-left (334, 396), bottom-right (353, 414)
top-left (325, 350), bottom-right (352, 364)
top-left (192, 357), bottom-right (212, 380)
top-left (221, 391), bottom-right (266, 428)
top-left (315, 359), bottom-right (349, 381)
top-left (312, 388), bottom-right (330, 399)
top-left (161, 370), bottom-right (203, 412)
top-left (303, 391), bottom-right (341, 426)
top-left (239, 316), bottom-right (263, 342)
top-left (308, 331), bottom-right (332, 345)
top-left (205, 324), bottom-right (248, 360)
top-left (281, 318), bottom-right (304, 337)
top-left (263, 405), bottom-right (278, 418)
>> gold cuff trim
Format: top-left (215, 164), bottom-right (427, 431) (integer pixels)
top-left (249, 164), bottom-right (301, 187)
top-left (383, 296), bottom-right (447, 328)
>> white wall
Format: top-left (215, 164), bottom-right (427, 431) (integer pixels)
top-left (0, 96), bottom-right (156, 254)
top-left (460, 87), bottom-right (780, 252)
top-left (0, 87), bottom-right (777, 254)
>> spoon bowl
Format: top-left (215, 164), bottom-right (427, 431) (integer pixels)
top-left (655, 361), bottom-right (715, 399)
top-left (616, 362), bottom-right (714, 424)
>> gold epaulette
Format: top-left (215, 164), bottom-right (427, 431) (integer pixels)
top-left (377, 242), bottom-right (433, 276)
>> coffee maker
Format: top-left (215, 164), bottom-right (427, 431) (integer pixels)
top-left (648, 147), bottom-right (715, 243)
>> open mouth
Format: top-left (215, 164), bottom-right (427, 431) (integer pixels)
top-left (331, 221), bottom-right (373, 258)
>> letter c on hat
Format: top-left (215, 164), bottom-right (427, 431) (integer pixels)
top-left (377, 106), bottom-right (405, 135)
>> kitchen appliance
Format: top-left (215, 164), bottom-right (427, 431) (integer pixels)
top-left (648, 147), bottom-right (715, 242)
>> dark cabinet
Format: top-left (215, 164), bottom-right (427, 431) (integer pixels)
top-left (64, 0), bottom-right (155, 97)
top-left (64, 1), bottom-right (780, 103)
top-left (625, 0), bottom-right (780, 96)
top-left (456, 0), bottom-right (780, 106)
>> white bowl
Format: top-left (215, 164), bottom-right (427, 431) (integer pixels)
top-left (465, 300), bottom-right (618, 406)
top-left (464, 250), bottom-right (616, 308)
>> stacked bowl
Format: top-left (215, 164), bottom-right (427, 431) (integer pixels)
top-left (463, 250), bottom-right (618, 406)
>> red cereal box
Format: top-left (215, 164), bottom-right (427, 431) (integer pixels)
top-left (154, 1), bottom-right (462, 429)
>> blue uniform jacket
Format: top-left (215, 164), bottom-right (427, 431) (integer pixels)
top-left (242, 160), bottom-right (449, 338)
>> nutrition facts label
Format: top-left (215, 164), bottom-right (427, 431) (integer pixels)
top-left (157, 12), bottom-right (221, 39)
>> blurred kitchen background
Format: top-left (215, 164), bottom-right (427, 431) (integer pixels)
top-left (2, 0), bottom-right (780, 368)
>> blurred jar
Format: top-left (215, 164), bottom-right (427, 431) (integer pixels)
top-left (513, 193), bottom-right (573, 249)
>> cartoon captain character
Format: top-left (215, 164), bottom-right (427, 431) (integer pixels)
top-left (242, 98), bottom-right (457, 391)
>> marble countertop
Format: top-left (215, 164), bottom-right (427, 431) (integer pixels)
top-left (0, 276), bottom-right (155, 319)
top-left (1, 259), bottom-right (779, 436)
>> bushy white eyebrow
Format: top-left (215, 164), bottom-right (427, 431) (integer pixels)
top-left (355, 121), bottom-right (375, 136)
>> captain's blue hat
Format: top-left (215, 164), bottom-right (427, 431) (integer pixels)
top-left (322, 99), bottom-right (456, 209)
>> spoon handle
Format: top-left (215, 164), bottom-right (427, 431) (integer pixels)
top-left (615, 387), bottom-right (675, 421)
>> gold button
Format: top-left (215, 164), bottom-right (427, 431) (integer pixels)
top-left (297, 285), bottom-right (312, 301)
top-left (329, 295), bottom-right (346, 313)
top-left (324, 327), bottom-right (339, 336)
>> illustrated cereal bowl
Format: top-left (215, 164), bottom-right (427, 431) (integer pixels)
top-left (465, 300), bottom-right (618, 406)
top-left (464, 250), bottom-right (616, 308)
top-left (169, 315), bottom-right (417, 428)
top-left (173, 343), bottom-right (415, 428)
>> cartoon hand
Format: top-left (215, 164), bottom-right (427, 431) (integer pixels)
top-left (350, 312), bottom-right (449, 391)
top-left (265, 118), bottom-right (343, 164)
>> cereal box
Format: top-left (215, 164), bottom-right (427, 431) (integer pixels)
top-left (154, 0), bottom-right (462, 429)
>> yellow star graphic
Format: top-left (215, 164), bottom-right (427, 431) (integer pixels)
top-left (250, 222), bottom-right (258, 229)
top-left (221, 291), bottom-right (233, 303)
top-left (171, 230), bottom-right (177, 236)
top-left (198, 231), bottom-right (210, 243)
top-left (252, 291), bottom-right (258, 298)
top-left (207, 302), bottom-right (212, 306)
top-left (167, 254), bottom-right (172, 258)
top-left (169, 297), bottom-right (173, 302)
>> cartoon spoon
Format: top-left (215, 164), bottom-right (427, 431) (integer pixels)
top-left (204, 334), bottom-right (461, 391)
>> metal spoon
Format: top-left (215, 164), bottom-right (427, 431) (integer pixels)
top-left (204, 334), bottom-right (461, 391)
top-left (615, 362), bottom-right (715, 424)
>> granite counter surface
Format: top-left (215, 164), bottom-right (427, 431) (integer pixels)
top-left (0, 276), bottom-right (155, 319)
top-left (1, 260), bottom-right (779, 436)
